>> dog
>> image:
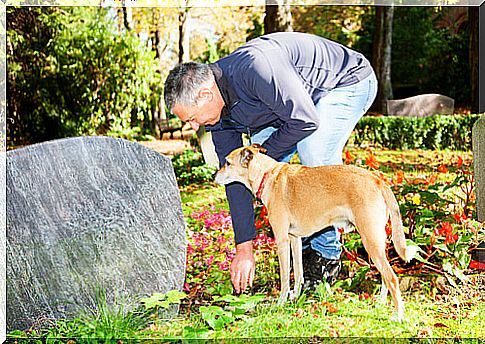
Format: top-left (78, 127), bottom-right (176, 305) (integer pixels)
top-left (214, 144), bottom-right (418, 321)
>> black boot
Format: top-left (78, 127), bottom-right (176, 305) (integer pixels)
top-left (302, 248), bottom-right (342, 290)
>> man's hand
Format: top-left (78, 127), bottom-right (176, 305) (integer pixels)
top-left (230, 241), bottom-right (255, 293)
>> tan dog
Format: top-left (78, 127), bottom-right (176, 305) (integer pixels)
top-left (214, 144), bottom-right (417, 321)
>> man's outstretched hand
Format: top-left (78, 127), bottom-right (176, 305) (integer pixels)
top-left (230, 241), bottom-right (255, 293)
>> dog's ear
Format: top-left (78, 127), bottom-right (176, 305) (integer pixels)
top-left (240, 147), bottom-right (254, 168)
top-left (250, 143), bottom-right (267, 154)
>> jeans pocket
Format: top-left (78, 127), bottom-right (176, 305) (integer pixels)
top-left (363, 76), bottom-right (378, 112)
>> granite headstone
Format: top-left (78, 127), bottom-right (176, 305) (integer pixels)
top-left (7, 136), bottom-right (186, 331)
top-left (473, 116), bottom-right (485, 222)
top-left (386, 94), bottom-right (454, 117)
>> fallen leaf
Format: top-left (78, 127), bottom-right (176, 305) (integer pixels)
top-left (434, 322), bottom-right (449, 328)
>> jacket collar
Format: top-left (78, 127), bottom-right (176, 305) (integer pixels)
top-left (209, 63), bottom-right (240, 116)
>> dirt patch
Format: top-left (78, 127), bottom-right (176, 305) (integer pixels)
top-left (139, 138), bottom-right (192, 157)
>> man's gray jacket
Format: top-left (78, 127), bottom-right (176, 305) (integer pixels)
top-left (205, 32), bottom-right (373, 245)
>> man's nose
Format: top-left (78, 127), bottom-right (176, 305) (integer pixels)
top-left (189, 121), bottom-right (200, 132)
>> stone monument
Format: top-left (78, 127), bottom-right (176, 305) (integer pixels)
top-left (473, 116), bottom-right (485, 222)
top-left (7, 136), bottom-right (186, 331)
top-left (386, 94), bottom-right (454, 117)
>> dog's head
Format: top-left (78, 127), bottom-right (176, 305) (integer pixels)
top-left (214, 144), bottom-right (267, 188)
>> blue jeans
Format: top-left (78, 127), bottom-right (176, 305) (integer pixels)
top-left (250, 72), bottom-right (378, 260)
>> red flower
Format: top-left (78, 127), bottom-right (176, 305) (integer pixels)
top-left (469, 260), bottom-right (479, 269)
top-left (453, 212), bottom-right (466, 224)
top-left (438, 164), bottom-right (449, 173)
top-left (435, 222), bottom-right (453, 236)
top-left (435, 222), bottom-right (458, 245)
top-left (365, 152), bottom-right (380, 170)
top-left (394, 171), bottom-right (404, 185)
top-left (455, 155), bottom-right (464, 168)
top-left (445, 232), bottom-right (458, 245)
top-left (344, 151), bottom-right (355, 164)
top-left (424, 174), bottom-right (437, 186)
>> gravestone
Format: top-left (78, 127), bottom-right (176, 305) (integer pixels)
top-left (386, 94), bottom-right (454, 117)
top-left (473, 116), bottom-right (485, 222)
top-left (6, 136), bottom-right (186, 331)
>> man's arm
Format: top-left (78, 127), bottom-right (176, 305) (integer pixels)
top-left (211, 128), bottom-right (257, 292)
top-left (211, 129), bottom-right (257, 245)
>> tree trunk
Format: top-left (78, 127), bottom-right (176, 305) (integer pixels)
top-left (372, 6), bottom-right (394, 113)
top-left (264, 0), bottom-right (292, 34)
top-left (121, 1), bottom-right (131, 32)
top-left (469, 7), bottom-right (479, 113)
top-left (178, 8), bottom-right (191, 63)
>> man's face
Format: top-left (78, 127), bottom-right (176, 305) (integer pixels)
top-left (172, 81), bottom-right (224, 132)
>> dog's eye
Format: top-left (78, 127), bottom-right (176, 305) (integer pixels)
top-left (226, 161), bottom-right (231, 166)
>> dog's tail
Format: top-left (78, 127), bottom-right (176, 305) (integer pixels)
top-left (382, 185), bottom-right (418, 262)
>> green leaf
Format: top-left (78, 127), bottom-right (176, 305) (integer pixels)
top-left (140, 290), bottom-right (186, 310)
top-left (347, 266), bottom-right (370, 291)
top-left (182, 326), bottom-right (210, 339)
top-left (165, 290), bottom-right (187, 303)
top-left (434, 243), bottom-right (452, 254)
top-left (199, 306), bottom-right (234, 330)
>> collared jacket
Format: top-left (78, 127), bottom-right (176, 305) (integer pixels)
top-left (205, 32), bottom-right (373, 245)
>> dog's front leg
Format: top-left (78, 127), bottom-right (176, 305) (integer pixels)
top-left (289, 234), bottom-right (303, 300)
top-left (276, 237), bottom-right (291, 305)
top-left (268, 210), bottom-right (291, 305)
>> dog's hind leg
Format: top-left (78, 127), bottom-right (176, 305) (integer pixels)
top-left (289, 234), bottom-right (303, 300)
top-left (380, 280), bottom-right (389, 303)
top-left (357, 215), bottom-right (404, 320)
top-left (363, 236), bottom-right (404, 321)
top-left (372, 250), bottom-right (404, 321)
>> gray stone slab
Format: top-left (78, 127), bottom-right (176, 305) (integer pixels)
top-left (6, 136), bottom-right (186, 331)
top-left (473, 116), bottom-right (485, 222)
top-left (386, 94), bottom-right (454, 117)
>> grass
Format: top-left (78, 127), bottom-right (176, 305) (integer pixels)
top-left (150, 276), bottom-right (485, 339)
top-left (7, 146), bottom-right (483, 342)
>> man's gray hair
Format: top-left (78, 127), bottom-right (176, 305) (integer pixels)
top-left (164, 62), bottom-right (213, 113)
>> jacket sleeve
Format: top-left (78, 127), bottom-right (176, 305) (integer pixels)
top-left (243, 56), bottom-right (320, 161)
top-left (211, 129), bottom-right (257, 245)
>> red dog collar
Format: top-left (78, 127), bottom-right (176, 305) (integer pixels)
top-left (256, 172), bottom-right (269, 199)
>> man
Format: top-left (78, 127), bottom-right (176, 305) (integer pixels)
top-left (164, 32), bottom-right (377, 293)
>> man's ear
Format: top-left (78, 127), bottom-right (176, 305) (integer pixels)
top-left (240, 147), bottom-right (254, 168)
top-left (198, 86), bottom-right (213, 101)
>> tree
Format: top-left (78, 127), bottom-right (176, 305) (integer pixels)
top-left (469, 7), bottom-right (479, 113)
top-left (292, 6), bottom-right (368, 48)
top-left (264, 0), bottom-right (292, 33)
top-left (178, 7), bottom-right (191, 63)
top-left (7, 7), bottom-right (161, 147)
top-left (372, 6), bottom-right (394, 113)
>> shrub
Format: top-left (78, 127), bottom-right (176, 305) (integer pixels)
top-left (7, 7), bottom-right (161, 146)
top-left (353, 114), bottom-right (482, 150)
top-left (171, 150), bottom-right (217, 187)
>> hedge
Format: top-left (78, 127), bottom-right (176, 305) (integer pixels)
top-left (352, 114), bottom-right (482, 151)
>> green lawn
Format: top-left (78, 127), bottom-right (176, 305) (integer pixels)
top-left (8, 147), bottom-right (484, 342)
